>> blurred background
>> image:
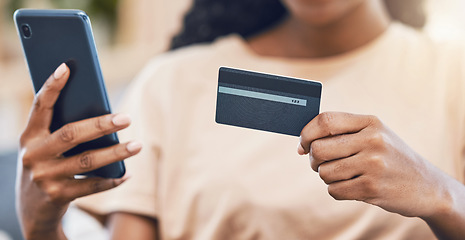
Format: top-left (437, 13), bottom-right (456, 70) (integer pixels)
top-left (0, 0), bottom-right (464, 239)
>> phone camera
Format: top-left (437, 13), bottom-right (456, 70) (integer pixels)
top-left (21, 24), bottom-right (32, 39)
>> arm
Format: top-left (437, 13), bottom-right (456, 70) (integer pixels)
top-left (16, 63), bottom-right (142, 240)
top-left (298, 112), bottom-right (465, 240)
top-left (107, 212), bottom-right (159, 240)
top-left (422, 178), bottom-right (465, 239)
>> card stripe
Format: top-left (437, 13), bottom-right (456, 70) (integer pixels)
top-left (219, 67), bottom-right (322, 98)
top-left (218, 86), bottom-right (307, 106)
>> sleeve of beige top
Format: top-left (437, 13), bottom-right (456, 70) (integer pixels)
top-left (458, 52), bottom-right (465, 184)
top-left (446, 42), bottom-right (465, 184)
top-left (453, 45), bottom-right (465, 184)
top-left (74, 58), bottom-right (168, 219)
top-left (455, 43), bottom-right (465, 184)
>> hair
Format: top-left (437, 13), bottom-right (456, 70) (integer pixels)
top-left (170, 0), bottom-right (426, 50)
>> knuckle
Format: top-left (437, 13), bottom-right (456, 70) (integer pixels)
top-left (45, 184), bottom-right (66, 204)
top-left (91, 180), bottom-right (108, 193)
top-left (31, 168), bottom-right (49, 183)
top-left (36, 84), bottom-right (56, 108)
top-left (368, 132), bottom-right (386, 148)
top-left (327, 185), bottom-right (344, 200)
top-left (333, 161), bottom-right (346, 175)
top-left (368, 115), bottom-right (382, 127)
top-left (113, 145), bottom-right (128, 159)
top-left (32, 96), bottom-right (42, 110)
top-left (19, 132), bottom-right (29, 147)
top-left (368, 115), bottom-right (379, 123)
top-left (367, 155), bottom-right (386, 171)
top-left (300, 134), bottom-right (312, 148)
top-left (310, 141), bottom-right (326, 161)
top-left (94, 116), bottom-right (108, 133)
top-left (19, 125), bottom-right (42, 148)
top-left (318, 112), bottom-right (334, 130)
top-left (95, 115), bottom-right (115, 136)
top-left (310, 140), bottom-right (321, 152)
top-left (309, 156), bottom-right (319, 172)
top-left (78, 152), bottom-right (93, 170)
top-left (360, 177), bottom-right (380, 199)
top-left (21, 150), bottom-right (35, 168)
top-left (318, 166), bottom-right (331, 184)
top-left (43, 79), bottom-right (59, 93)
top-left (59, 124), bottom-right (77, 143)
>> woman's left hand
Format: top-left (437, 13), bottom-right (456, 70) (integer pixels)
top-left (298, 112), bottom-right (451, 218)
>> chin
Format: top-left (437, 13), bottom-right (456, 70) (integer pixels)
top-left (282, 0), bottom-right (366, 27)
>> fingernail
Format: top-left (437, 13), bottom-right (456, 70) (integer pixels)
top-left (54, 63), bottom-right (68, 79)
top-left (126, 141), bottom-right (142, 153)
top-left (112, 114), bottom-right (131, 126)
top-left (297, 143), bottom-right (305, 155)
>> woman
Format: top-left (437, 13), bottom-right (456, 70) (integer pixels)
top-left (17, 0), bottom-right (465, 239)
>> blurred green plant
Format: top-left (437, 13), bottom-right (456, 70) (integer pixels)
top-left (7, 0), bottom-right (119, 27)
top-left (7, 0), bottom-right (119, 43)
top-left (50, 0), bottom-right (119, 24)
top-left (7, 0), bottom-right (24, 14)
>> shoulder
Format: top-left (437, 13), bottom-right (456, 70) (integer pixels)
top-left (124, 35), bottom-right (248, 100)
top-left (390, 23), bottom-right (465, 84)
top-left (121, 35), bottom-right (248, 105)
top-left (399, 24), bottom-right (465, 125)
top-left (137, 35), bottom-right (245, 84)
top-left (389, 23), bottom-right (465, 57)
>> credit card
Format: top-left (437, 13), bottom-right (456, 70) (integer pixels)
top-left (215, 67), bottom-right (322, 136)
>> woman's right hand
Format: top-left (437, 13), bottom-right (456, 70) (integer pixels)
top-left (17, 63), bottom-right (142, 240)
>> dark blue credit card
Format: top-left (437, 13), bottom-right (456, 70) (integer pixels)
top-left (215, 67), bottom-right (322, 136)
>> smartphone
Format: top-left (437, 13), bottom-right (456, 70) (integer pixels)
top-left (14, 9), bottom-right (125, 178)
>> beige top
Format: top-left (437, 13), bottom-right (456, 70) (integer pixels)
top-left (76, 23), bottom-right (465, 239)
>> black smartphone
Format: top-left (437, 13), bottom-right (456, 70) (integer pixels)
top-left (14, 9), bottom-right (125, 178)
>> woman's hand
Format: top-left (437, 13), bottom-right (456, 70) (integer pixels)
top-left (298, 112), bottom-right (462, 217)
top-left (299, 112), bottom-right (465, 239)
top-left (17, 63), bottom-right (142, 240)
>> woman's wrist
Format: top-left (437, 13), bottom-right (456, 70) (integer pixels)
top-left (24, 222), bottom-right (67, 240)
top-left (420, 171), bottom-right (465, 239)
top-left (422, 167), bottom-right (455, 219)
